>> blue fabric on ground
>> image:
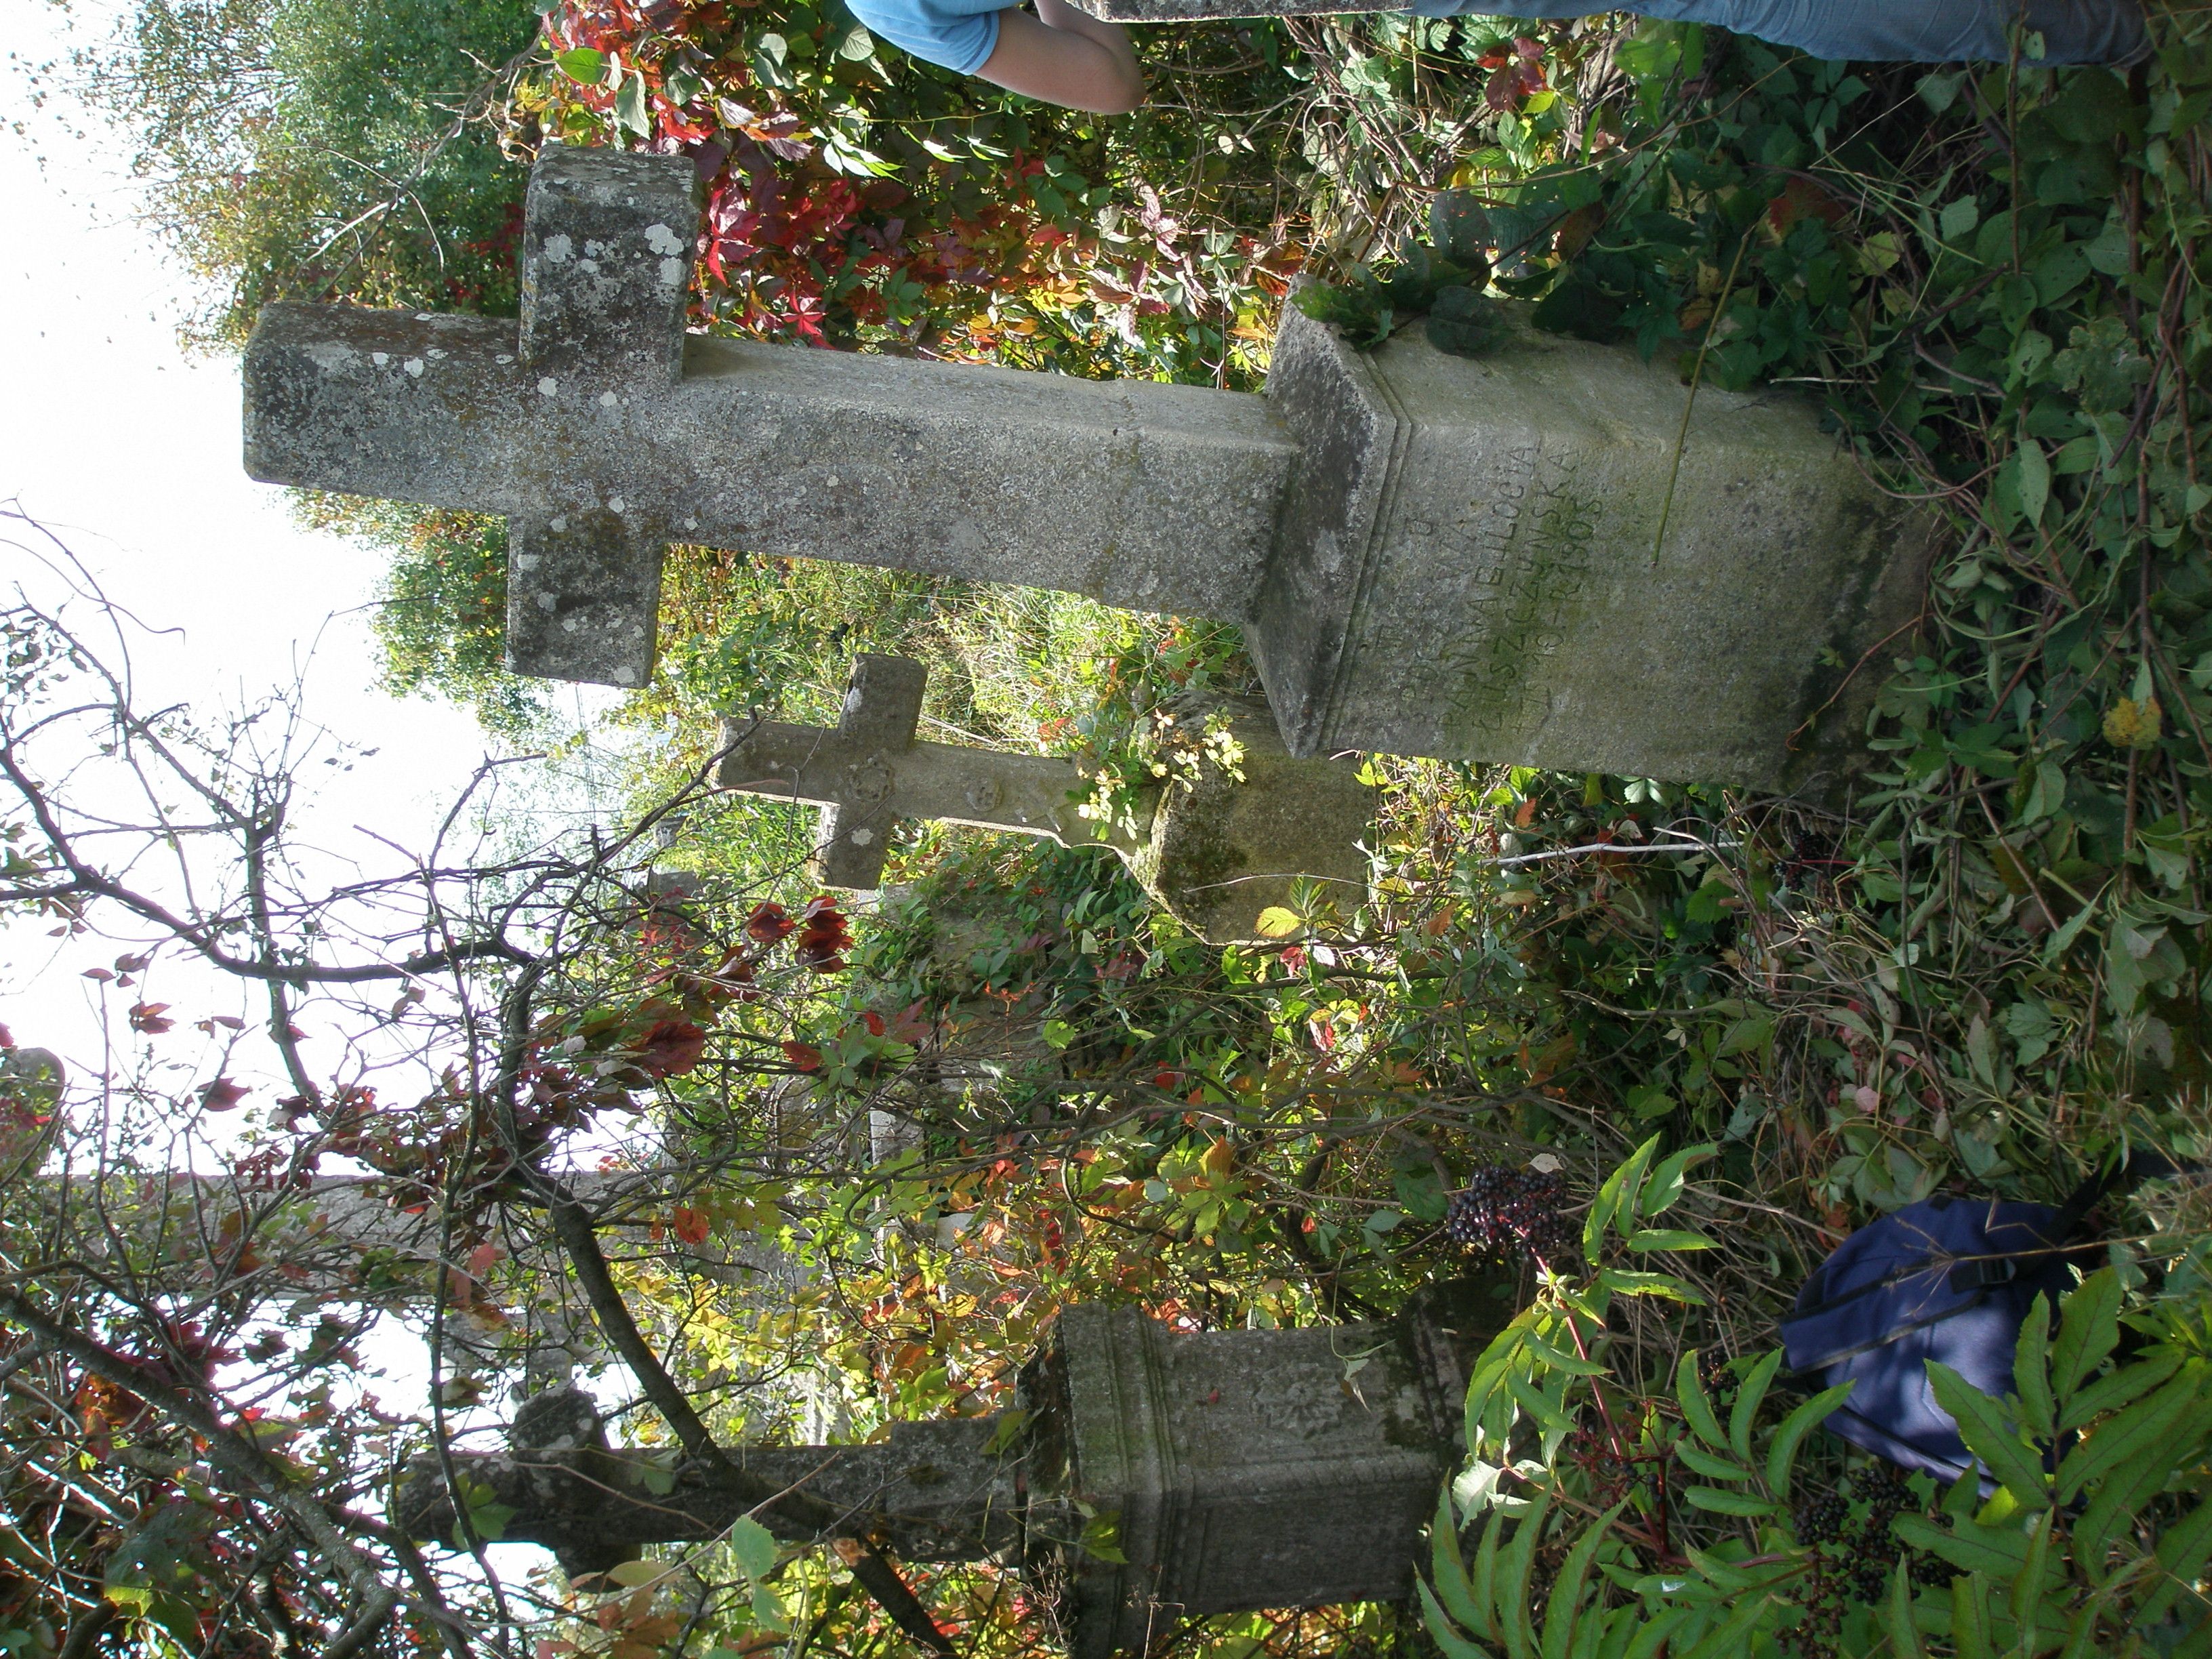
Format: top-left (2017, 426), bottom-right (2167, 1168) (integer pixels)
top-left (1405, 0), bottom-right (2147, 65)
top-left (845, 0), bottom-right (1004, 74)
top-left (1778, 1194), bottom-right (2078, 1489)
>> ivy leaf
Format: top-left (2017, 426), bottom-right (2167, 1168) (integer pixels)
top-left (614, 72), bottom-right (651, 138)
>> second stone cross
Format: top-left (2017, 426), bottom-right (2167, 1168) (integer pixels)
top-left (244, 146), bottom-right (1927, 794)
top-left (715, 653), bottom-right (1376, 943)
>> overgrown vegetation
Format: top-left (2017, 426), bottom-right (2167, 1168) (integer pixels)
top-left (17, 0), bottom-right (2212, 1655)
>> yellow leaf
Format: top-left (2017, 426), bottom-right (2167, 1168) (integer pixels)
top-left (2103, 696), bottom-right (2163, 750)
top-left (1255, 905), bottom-right (1303, 939)
top-left (605, 1560), bottom-right (660, 1589)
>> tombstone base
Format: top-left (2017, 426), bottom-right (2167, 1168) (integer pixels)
top-left (1252, 306), bottom-right (1933, 798)
top-left (1128, 699), bottom-right (1373, 943)
top-left (1019, 1287), bottom-right (1511, 1659)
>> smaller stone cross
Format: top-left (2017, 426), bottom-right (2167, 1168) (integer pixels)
top-left (718, 655), bottom-right (1119, 890)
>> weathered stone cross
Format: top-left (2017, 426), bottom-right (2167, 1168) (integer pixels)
top-left (245, 146), bottom-right (1929, 793)
top-left (717, 654), bottom-right (1119, 889)
top-left (394, 1297), bottom-right (1511, 1658)
top-left (244, 146), bottom-right (1288, 691)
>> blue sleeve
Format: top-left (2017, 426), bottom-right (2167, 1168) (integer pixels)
top-left (847, 0), bottom-right (1004, 75)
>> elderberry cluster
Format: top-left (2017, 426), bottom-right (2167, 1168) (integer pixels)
top-left (1445, 1166), bottom-right (1577, 1267)
top-left (1787, 1465), bottom-right (1931, 1658)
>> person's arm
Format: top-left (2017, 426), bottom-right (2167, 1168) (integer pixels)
top-left (976, 0), bottom-right (1146, 113)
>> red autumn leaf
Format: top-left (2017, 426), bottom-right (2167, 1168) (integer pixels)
top-left (114, 954), bottom-right (151, 972)
top-left (672, 1205), bottom-right (711, 1246)
top-left (781, 1041), bottom-right (823, 1073)
top-left (745, 901), bottom-right (795, 943)
top-left (634, 1019), bottom-right (708, 1080)
top-left (862, 1010), bottom-right (885, 1037)
top-left (129, 1002), bottom-right (175, 1036)
top-left (81, 968), bottom-right (113, 982)
top-left (198, 1078), bottom-right (250, 1111)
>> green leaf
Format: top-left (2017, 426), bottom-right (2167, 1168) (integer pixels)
top-left (1596, 1269), bottom-right (1702, 1303)
top-left (1498, 1497), bottom-right (1551, 1659)
top-left (1673, 1440), bottom-right (1755, 1483)
top-left (1952, 1572), bottom-right (1994, 1659)
top-left (1891, 1513), bottom-right (2064, 1591)
top-left (1540, 1502), bottom-right (1626, 1659)
top-left (1471, 1506), bottom-right (1505, 1645)
top-left (1882, 1562), bottom-right (1925, 1659)
top-left (2072, 1401), bottom-right (2212, 1578)
top-left (1507, 1370), bottom-right (1577, 1438)
top-left (2049, 1267), bottom-right (2122, 1408)
top-left (1626, 1228), bottom-right (1716, 1252)
top-left (1637, 1144), bottom-right (1713, 1216)
top-left (2055, 1366), bottom-right (2201, 1504)
top-left (1728, 1349), bottom-right (1784, 1461)
top-left (1682, 1487), bottom-right (1785, 1518)
top-left (2062, 1347), bottom-right (2182, 1432)
top-left (729, 1515), bottom-right (779, 1582)
top-left (2016, 436), bottom-right (2050, 526)
top-left (1042, 1019), bottom-right (1076, 1050)
top-left (1927, 1362), bottom-right (2051, 1511)
top-left (1420, 1580), bottom-right (1496, 1659)
top-left (1679, 1593), bottom-right (1776, 1659)
top-left (1677, 1351), bottom-right (1729, 1451)
top-left (1432, 1488), bottom-right (1489, 1639)
top-left (1765, 1382), bottom-right (1853, 1500)
top-left (2141, 1492), bottom-right (2212, 1624)
top-left (1940, 197), bottom-right (1981, 241)
top-left (554, 47), bottom-right (605, 81)
top-left (2013, 1294), bottom-right (2055, 1442)
top-left (613, 71), bottom-right (649, 137)
top-left (1254, 905), bottom-right (1303, 939)
top-left (1078, 1511), bottom-right (1128, 1565)
top-left (1620, 1609), bottom-right (1693, 1659)
top-left (1524, 1332), bottom-right (1610, 1377)
top-left (2010, 1509), bottom-right (2055, 1654)
top-left (1585, 1136), bottom-right (1660, 1265)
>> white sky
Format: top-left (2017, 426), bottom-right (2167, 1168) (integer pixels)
top-left (0, 3), bottom-right (505, 1080)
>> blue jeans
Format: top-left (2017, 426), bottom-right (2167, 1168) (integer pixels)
top-left (1409, 0), bottom-right (2148, 64)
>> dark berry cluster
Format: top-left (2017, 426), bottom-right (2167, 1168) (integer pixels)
top-left (1787, 1465), bottom-right (1930, 1658)
top-left (1445, 1166), bottom-right (1577, 1267)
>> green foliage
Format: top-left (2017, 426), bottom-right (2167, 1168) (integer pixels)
top-left (1290, 188), bottom-right (1498, 352)
top-left (1426, 1147), bottom-right (2212, 1659)
top-left (73, 0), bottom-right (539, 345)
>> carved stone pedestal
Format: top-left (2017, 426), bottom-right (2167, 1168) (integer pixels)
top-left (1019, 1298), bottom-right (1503, 1657)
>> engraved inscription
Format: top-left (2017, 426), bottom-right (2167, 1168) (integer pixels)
top-left (1441, 461), bottom-right (1597, 742)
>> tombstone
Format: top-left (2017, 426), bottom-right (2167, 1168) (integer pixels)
top-left (243, 146), bottom-right (1928, 796)
top-left (394, 1290), bottom-right (1509, 1654)
top-left (716, 654), bottom-right (1374, 943)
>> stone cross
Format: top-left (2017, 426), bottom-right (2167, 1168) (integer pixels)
top-left (394, 1293), bottom-right (1511, 1656)
top-left (245, 146), bottom-right (1929, 794)
top-left (243, 146), bottom-right (1288, 691)
top-left (717, 654), bottom-right (1116, 890)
